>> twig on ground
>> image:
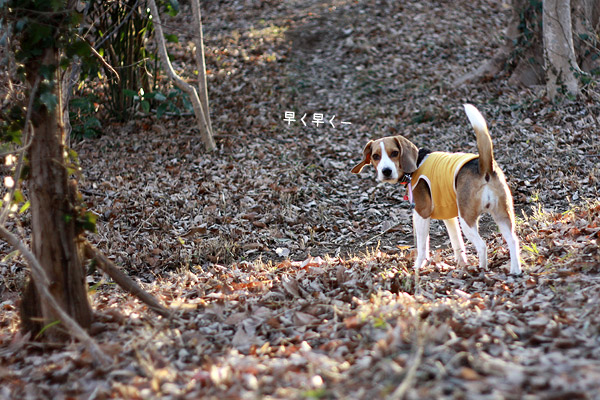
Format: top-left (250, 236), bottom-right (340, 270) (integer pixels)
top-left (389, 321), bottom-right (426, 400)
top-left (83, 242), bottom-right (172, 319)
top-left (360, 223), bottom-right (404, 247)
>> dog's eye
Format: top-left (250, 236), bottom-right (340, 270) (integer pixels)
top-left (372, 154), bottom-right (381, 161)
top-left (390, 151), bottom-right (399, 157)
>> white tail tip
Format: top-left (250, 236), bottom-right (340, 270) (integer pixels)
top-left (463, 104), bottom-right (488, 132)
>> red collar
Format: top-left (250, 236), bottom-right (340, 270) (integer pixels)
top-left (400, 173), bottom-right (415, 209)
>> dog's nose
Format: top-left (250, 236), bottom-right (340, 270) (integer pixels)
top-left (382, 168), bottom-right (392, 178)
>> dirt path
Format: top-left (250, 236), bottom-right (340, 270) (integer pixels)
top-left (73, 0), bottom-right (598, 273)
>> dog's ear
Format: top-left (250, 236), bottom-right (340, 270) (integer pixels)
top-left (351, 140), bottom-right (373, 173)
top-left (394, 136), bottom-right (418, 173)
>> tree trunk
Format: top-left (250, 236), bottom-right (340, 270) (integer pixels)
top-left (20, 47), bottom-right (93, 340)
top-left (572, 0), bottom-right (600, 72)
top-left (543, 0), bottom-right (581, 98)
top-left (455, 0), bottom-right (600, 98)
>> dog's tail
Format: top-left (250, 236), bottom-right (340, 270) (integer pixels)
top-left (464, 104), bottom-right (494, 178)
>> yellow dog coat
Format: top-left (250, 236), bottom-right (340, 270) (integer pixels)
top-left (411, 152), bottom-right (479, 220)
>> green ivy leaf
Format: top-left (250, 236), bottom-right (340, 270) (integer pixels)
top-left (49, 0), bottom-right (64, 12)
top-left (67, 39), bottom-right (91, 58)
top-left (164, 33), bottom-right (179, 43)
top-left (39, 92), bottom-right (57, 112)
top-left (80, 211), bottom-right (97, 233)
top-left (15, 18), bottom-right (28, 33)
top-left (60, 56), bottom-right (71, 70)
top-left (145, 91), bottom-right (166, 101)
top-left (84, 116), bottom-right (101, 130)
top-left (12, 190), bottom-right (24, 204)
top-left (156, 103), bottom-right (168, 118)
top-left (38, 64), bottom-right (56, 81)
top-left (141, 100), bottom-right (150, 113)
top-left (19, 201), bottom-right (30, 214)
top-left (2, 125), bottom-right (22, 144)
top-left (123, 89), bottom-right (138, 99)
top-left (167, 0), bottom-right (180, 16)
top-left (69, 11), bottom-right (83, 26)
top-left (29, 23), bottom-right (53, 45)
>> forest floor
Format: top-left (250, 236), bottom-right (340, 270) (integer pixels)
top-left (1, 0), bottom-right (600, 398)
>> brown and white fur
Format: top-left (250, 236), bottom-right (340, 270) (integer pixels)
top-left (351, 104), bottom-right (521, 275)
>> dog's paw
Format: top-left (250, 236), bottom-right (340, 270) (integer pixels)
top-left (509, 264), bottom-right (523, 276)
top-left (413, 257), bottom-right (430, 270)
top-left (456, 258), bottom-right (468, 268)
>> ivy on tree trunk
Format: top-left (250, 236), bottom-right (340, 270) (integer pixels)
top-left (455, 0), bottom-right (600, 99)
top-left (20, 46), bottom-right (93, 339)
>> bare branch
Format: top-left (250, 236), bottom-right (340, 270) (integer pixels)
top-left (147, 0), bottom-right (215, 151)
top-left (191, 0), bottom-right (213, 134)
top-left (78, 35), bottom-right (120, 81)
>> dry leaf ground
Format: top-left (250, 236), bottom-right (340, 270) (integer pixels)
top-left (1, 0), bottom-right (600, 398)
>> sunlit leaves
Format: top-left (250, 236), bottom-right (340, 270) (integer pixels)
top-left (0, 0), bottom-right (599, 397)
top-left (79, 210), bottom-right (97, 233)
top-left (18, 200), bottom-right (30, 214)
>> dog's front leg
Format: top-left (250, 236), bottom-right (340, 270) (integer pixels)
top-left (443, 218), bottom-right (468, 267)
top-left (413, 211), bottom-right (430, 270)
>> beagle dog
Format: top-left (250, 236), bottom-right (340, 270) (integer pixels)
top-left (352, 104), bottom-right (521, 275)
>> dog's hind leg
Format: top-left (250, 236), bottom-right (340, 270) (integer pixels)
top-left (459, 216), bottom-right (488, 270)
top-left (443, 218), bottom-right (468, 267)
top-left (492, 211), bottom-right (522, 275)
top-left (413, 211), bottom-right (430, 270)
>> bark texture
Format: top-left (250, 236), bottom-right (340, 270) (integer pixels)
top-left (20, 47), bottom-right (93, 339)
top-left (543, 0), bottom-right (581, 98)
top-left (455, 0), bottom-right (600, 98)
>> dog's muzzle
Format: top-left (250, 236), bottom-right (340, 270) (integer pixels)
top-left (382, 167), bottom-right (394, 179)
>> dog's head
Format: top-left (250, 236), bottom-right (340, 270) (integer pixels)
top-left (351, 135), bottom-right (418, 183)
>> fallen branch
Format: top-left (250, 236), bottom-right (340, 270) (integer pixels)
top-left (0, 226), bottom-right (112, 366)
top-left (83, 242), bottom-right (172, 318)
top-left (389, 322), bottom-right (426, 400)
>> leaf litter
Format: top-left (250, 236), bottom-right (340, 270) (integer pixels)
top-left (1, 0), bottom-right (599, 398)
